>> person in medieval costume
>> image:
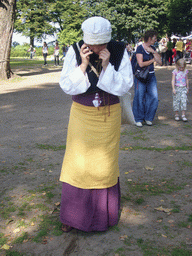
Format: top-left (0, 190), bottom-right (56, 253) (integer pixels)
top-left (59, 16), bottom-right (133, 232)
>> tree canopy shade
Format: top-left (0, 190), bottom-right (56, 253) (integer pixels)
top-left (0, 0), bottom-right (16, 79)
top-left (167, 0), bottom-right (192, 36)
top-left (84, 0), bottom-right (168, 43)
top-left (14, 0), bottom-right (56, 46)
top-left (49, 0), bottom-right (87, 45)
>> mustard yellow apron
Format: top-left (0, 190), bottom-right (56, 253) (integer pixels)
top-left (60, 102), bottom-right (121, 189)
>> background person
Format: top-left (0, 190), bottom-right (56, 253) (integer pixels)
top-left (33, 47), bottom-right (36, 58)
top-left (60, 44), bottom-right (66, 61)
top-left (166, 37), bottom-right (174, 65)
top-left (59, 16), bottom-right (133, 232)
top-left (54, 42), bottom-right (60, 66)
top-left (184, 39), bottom-right (192, 62)
top-left (172, 58), bottom-right (189, 122)
top-left (42, 42), bottom-right (48, 66)
top-left (172, 38), bottom-right (177, 48)
top-left (185, 39), bottom-right (191, 52)
top-left (28, 45), bottom-right (34, 59)
top-left (175, 38), bottom-right (184, 59)
top-left (172, 47), bottom-right (177, 64)
top-left (132, 29), bottom-right (162, 127)
top-left (159, 38), bottom-right (168, 65)
top-left (135, 38), bottom-right (143, 51)
top-left (126, 43), bottom-right (133, 58)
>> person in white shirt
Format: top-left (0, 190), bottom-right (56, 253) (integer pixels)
top-left (53, 42), bottom-right (60, 66)
top-left (42, 42), bottom-right (48, 66)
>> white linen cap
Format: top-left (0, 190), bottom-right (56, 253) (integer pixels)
top-left (82, 17), bottom-right (112, 45)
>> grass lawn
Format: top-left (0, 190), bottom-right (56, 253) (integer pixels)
top-left (10, 57), bottom-right (63, 68)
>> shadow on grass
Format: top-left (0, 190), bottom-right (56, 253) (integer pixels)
top-left (16, 67), bottom-right (62, 77)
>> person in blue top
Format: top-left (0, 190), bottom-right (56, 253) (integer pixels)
top-left (133, 30), bottom-right (162, 127)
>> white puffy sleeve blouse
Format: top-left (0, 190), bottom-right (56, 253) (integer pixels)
top-left (59, 45), bottom-right (133, 96)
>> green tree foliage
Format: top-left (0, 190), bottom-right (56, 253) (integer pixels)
top-left (13, 0), bottom-right (191, 48)
top-left (58, 29), bottom-right (82, 46)
top-left (48, 0), bottom-right (87, 45)
top-left (84, 0), bottom-right (168, 42)
top-left (11, 44), bottom-right (29, 57)
top-left (15, 0), bottom-right (55, 46)
top-left (167, 0), bottom-right (192, 36)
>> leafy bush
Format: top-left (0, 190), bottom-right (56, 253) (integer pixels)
top-left (34, 47), bottom-right (43, 57)
top-left (11, 44), bottom-right (29, 57)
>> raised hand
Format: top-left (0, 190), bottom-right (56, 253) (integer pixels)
top-left (80, 44), bottom-right (93, 73)
top-left (99, 48), bottom-right (110, 71)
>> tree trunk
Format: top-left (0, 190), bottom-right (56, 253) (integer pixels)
top-left (30, 37), bottom-right (34, 47)
top-left (0, 0), bottom-right (16, 80)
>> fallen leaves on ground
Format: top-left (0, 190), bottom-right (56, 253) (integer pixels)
top-left (119, 235), bottom-right (128, 241)
top-left (13, 228), bottom-right (20, 233)
top-left (1, 244), bottom-right (10, 250)
top-left (145, 166), bottom-right (154, 171)
top-left (168, 220), bottom-right (174, 223)
top-left (155, 206), bottom-right (172, 213)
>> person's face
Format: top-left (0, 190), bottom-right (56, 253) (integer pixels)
top-left (86, 44), bottom-right (107, 55)
top-left (179, 66), bottom-right (185, 71)
top-left (150, 35), bottom-right (157, 45)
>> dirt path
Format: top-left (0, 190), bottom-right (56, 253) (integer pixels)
top-left (0, 65), bottom-right (192, 256)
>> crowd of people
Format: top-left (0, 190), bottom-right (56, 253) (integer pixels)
top-left (40, 42), bottom-right (69, 66)
top-left (57, 16), bottom-right (190, 234)
top-left (126, 36), bottom-right (192, 66)
top-left (158, 37), bottom-right (192, 66)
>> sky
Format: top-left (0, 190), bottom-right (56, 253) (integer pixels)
top-left (12, 32), bottom-right (56, 46)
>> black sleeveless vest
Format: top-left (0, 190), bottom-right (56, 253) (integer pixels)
top-left (72, 40), bottom-right (125, 95)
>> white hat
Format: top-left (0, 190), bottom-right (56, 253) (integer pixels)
top-left (82, 17), bottom-right (112, 45)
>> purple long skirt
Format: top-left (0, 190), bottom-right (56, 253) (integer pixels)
top-left (60, 180), bottom-right (121, 232)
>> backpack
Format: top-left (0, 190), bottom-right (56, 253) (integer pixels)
top-left (131, 52), bottom-right (137, 74)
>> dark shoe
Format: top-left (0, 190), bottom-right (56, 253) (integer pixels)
top-left (61, 224), bottom-right (73, 232)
